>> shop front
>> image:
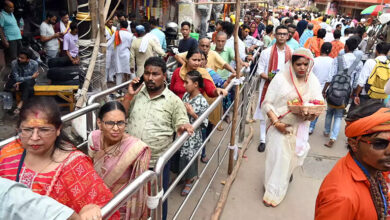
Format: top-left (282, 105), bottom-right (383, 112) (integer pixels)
top-left (316, 0), bottom-right (390, 17)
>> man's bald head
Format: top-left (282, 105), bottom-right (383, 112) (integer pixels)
top-left (4, 1), bottom-right (14, 13)
top-left (215, 31), bottom-right (227, 51)
top-left (198, 37), bottom-right (211, 54)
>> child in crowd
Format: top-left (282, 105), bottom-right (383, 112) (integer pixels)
top-left (178, 70), bottom-right (209, 196)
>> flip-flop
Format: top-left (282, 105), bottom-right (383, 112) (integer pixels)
top-left (200, 156), bottom-right (209, 164)
top-left (13, 108), bottom-right (20, 115)
top-left (181, 182), bottom-right (194, 196)
top-left (324, 139), bottom-right (335, 148)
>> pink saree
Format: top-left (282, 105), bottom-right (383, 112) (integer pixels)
top-left (88, 130), bottom-right (151, 220)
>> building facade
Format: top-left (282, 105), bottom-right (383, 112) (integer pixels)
top-left (315, 0), bottom-right (390, 18)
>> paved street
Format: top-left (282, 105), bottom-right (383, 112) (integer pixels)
top-left (167, 100), bottom-right (348, 220)
top-left (220, 113), bottom-right (348, 220)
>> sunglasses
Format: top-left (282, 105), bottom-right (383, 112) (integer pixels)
top-left (359, 137), bottom-right (390, 150)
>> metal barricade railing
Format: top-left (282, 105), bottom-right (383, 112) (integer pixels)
top-left (0, 50), bottom-right (261, 219)
top-left (101, 170), bottom-right (157, 219)
top-left (181, 58), bottom-right (260, 220)
top-left (0, 103), bottom-right (101, 149)
top-left (91, 47), bottom-right (261, 219)
top-left (152, 47), bottom-right (262, 220)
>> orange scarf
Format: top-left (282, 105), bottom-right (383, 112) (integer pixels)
top-left (179, 65), bottom-right (214, 83)
top-left (345, 108), bottom-right (390, 137)
top-left (114, 28), bottom-right (128, 47)
top-left (260, 44), bottom-right (292, 107)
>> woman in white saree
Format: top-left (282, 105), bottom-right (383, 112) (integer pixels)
top-left (262, 48), bottom-right (324, 207)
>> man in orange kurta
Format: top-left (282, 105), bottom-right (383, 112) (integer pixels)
top-left (329, 30), bottom-right (344, 58)
top-left (315, 153), bottom-right (379, 220)
top-left (315, 102), bottom-right (390, 220)
top-left (304, 28), bottom-right (326, 57)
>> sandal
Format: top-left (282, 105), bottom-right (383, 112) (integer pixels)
top-left (200, 156), bottom-right (209, 164)
top-left (13, 107), bottom-right (21, 115)
top-left (323, 131), bottom-right (330, 138)
top-left (324, 139), bottom-right (335, 148)
top-left (224, 115), bottom-right (231, 124)
top-left (181, 182), bottom-right (194, 196)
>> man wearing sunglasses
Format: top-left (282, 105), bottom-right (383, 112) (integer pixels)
top-left (316, 100), bottom-right (390, 220)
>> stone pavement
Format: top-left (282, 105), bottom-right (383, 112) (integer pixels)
top-left (220, 113), bottom-right (348, 220)
top-left (167, 108), bottom-right (348, 220)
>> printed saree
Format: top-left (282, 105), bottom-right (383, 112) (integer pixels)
top-left (0, 139), bottom-right (119, 219)
top-left (88, 130), bottom-right (151, 220)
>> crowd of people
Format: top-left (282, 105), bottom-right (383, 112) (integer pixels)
top-left (242, 8), bottom-right (390, 220)
top-left (2, 1), bottom-right (390, 219)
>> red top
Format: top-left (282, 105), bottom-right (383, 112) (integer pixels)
top-left (0, 140), bottom-right (120, 219)
top-left (170, 67), bottom-right (217, 99)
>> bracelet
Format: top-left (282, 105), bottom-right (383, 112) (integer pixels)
top-left (272, 120), bottom-right (280, 126)
top-left (124, 94), bottom-right (133, 101)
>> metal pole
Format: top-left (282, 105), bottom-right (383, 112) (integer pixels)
top-left (101, 171), bottom-right (156, 219)
top-left (239, 75), bottom-right (249, 143)
top-left (150, 176), bottom-right (162, 220)
top-left (266, 1), bottom-right (269, 26)
top-left (228, 0), bottom-right (241, 175)
top-left (193, 0), bottom-right (268, 4)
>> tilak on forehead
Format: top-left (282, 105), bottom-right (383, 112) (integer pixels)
top-left (25, 111), bottom-right (49, 127)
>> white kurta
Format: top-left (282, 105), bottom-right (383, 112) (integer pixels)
top-left (254, 46), bottom-right (289, 121)
top-left (106, 30), bottom-right (133, 81)
top-left (261, 69), bottom-right (323, 206)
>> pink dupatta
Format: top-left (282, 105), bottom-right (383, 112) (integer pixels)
top-left (88, 130), bottom-right (151, 220)
top-left (251, 22), bottom-right (260, 39)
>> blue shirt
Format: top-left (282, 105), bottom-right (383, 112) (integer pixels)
top-left (150, 28), bottom-right (167, 51)
top-left (207, 68), bottom-right (225, 88)
top-left (0, 10), bottom-right (21, 41)
top-left (299, 30), bottom-right (313, 47)
top-left (0, 177), bottom-right (74, 220)
top-left (297, 20), bottom-right (308, 36)
top-left (270, 38), bottom-right (301, 51)
top-left (11, 59), bottom-right (38, 82)
top-left (178, 37), bottom-right (198, 53)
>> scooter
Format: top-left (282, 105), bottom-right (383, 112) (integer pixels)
top-left (164, 22), bottom-right (179, 83)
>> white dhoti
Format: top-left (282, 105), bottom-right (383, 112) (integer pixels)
top-left (106, 30), bottom-right (133, 85)
top-left (254, 79), bottom-right (267, 143)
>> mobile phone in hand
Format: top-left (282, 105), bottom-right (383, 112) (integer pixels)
top-left (132, 76), bottom-right (144, 90)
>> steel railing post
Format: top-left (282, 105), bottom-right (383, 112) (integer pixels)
top-left (151, 175), bottom-right (163, 220)
top-left (239, 77), bottom-right (249, 143)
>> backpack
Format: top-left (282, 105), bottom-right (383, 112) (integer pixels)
top-left (326, 54), bottom-right (361, 107)
top-left (367, 59), bottom-right (390, 99)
